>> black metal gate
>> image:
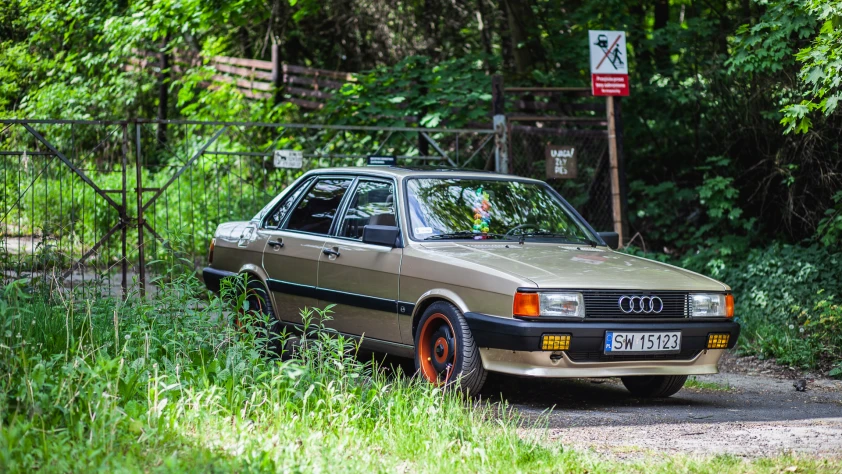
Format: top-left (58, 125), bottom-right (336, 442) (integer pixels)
top-left (492, 80), bottom-right (626, 236)
top-left (1, 119), bottom-right (498, 295)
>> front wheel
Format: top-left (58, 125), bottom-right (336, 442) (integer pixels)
top-left (621, 375), bottom-right (688, 398)
top-left (414, 302), bottom-right (486, 394)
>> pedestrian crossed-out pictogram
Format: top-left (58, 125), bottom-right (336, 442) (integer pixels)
top-left (593, 34), bottom-right (625, 71)
top-left (589, 30), bottom-right (629, 96)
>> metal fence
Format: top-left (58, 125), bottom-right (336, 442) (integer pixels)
top-left (497, 83), bottom-right (622, 234)
top-left (1, 119), bottom-right (497, 295)
top-left (508, 125), bottom-right (613, 231)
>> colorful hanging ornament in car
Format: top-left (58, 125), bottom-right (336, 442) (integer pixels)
top-left (471, 187), bottom-right (492, 238)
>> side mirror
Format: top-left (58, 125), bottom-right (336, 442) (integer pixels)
top-left (362, 225), bottom-right (401, 247)
top-left (597, 231), bottom-right (620, 250)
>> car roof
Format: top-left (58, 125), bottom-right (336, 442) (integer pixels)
top-left (304, 166), bottom-right (544, 182)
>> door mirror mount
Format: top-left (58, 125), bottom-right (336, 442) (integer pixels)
top-left (597, 231), bottom-right (620, 250)
top-left (362, 225), bottom-right (401, 247)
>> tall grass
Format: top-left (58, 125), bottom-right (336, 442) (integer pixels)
top-left (0, 269), bottom-right (839, 472)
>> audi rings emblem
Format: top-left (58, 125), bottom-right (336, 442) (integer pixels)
top-left (618, 295), bottom-right (664, 314)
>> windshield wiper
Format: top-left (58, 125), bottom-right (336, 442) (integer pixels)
top-left (424, 231), bottom-right (515, 241)
top-left (515, 231), bottom-right (598, 247)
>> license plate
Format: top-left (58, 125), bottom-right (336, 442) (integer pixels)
top-left (604, 331), bottom-right (681, 354)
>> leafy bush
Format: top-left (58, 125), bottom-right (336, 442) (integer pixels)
top-left (322, 54), bottom-right (494, 128)
top-left (680, 243), bottom-right (842, 373)
top-left (817, 191), bottom-right (842, 248)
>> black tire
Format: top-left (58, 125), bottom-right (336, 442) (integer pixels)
top-left (621, 375), bottom-right (688, 398)
top-left (241, 279), bottom-right (286, 357)
top-left (414, 301), bottom-right (487, 394)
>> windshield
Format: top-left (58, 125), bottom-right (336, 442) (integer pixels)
top-left (406, 178), bottom-right (598, 243)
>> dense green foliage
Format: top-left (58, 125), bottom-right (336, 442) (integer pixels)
top-left (1, 275), bottom-right (839, 472)
top-left (682, 244), bottom-right (842, 374)
top-left (1, 1), bottom-right (841, 374)
top-left (3, 0), bottom-right (841, 241)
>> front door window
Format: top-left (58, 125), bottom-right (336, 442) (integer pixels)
top-left (338, 180), bottom-right (396, 240)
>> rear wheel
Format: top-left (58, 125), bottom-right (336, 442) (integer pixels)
top-left (621, 375), bottom-right (688, 398)
top-left (236, 279), bottom-right (285, 357)
top-left (414, 301), bottom-right (486, 394)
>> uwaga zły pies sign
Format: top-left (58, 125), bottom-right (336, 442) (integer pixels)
top-left (589, 30), bottom-right (629, 96)
top-left (546, 145), bottom-right (577, 179)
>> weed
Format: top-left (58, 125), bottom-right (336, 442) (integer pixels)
top-left (685, 376), bottom-right (731, 392)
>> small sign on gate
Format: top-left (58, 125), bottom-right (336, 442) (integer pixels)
top-left (367, 155), bottom-right (396, 166)
top-left (273, 150), bottom-right (303, 169)
top-left (545, 145), bottom-right (577, 179)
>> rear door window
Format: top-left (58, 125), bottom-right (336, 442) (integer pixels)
top-left (284, 178), bottom-right (353, 235)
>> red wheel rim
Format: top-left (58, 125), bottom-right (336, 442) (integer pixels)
top-left (418, 313), bottom-right (457, 385)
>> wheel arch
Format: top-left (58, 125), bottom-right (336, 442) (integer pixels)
top-left (238, 263), bottom-right (269, 288)
top-left (410, 289), bottom-right (469, 338)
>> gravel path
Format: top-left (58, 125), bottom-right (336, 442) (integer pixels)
top-left (480, 354), bottom-right (842, 459)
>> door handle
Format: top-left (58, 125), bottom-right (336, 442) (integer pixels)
top-left (268, 238), bottom-right (284, 249)
top-left (322, 247), bottom-right (340, 258)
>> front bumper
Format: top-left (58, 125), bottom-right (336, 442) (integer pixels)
top-left (464, 312), bottom-right (740, 377)
top-left (202, 267), bottom-right (236, 293)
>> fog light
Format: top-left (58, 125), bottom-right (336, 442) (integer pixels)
top-left (707, 333), bottom-right (730, 349)
top-left (542, 334), bottom-right (571, 351)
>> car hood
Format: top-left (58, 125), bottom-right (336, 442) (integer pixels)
top-left (417, 242), bottom-right (727, 291)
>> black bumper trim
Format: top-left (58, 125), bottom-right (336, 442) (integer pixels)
top-left (203, 267), bottom-right (237, 293)
top-left (463, 312), bottom-right (741, 353)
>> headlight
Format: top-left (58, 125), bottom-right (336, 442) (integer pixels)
top-left (690, 293), bottom-right (734, 318)
top-left (514, 292), bottom-right (585, 318)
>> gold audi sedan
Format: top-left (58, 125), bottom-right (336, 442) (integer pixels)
top-left (203, 166), bottom-right (739, 397)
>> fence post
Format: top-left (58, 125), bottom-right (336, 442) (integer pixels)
top-left (606, 96), bottom-right (624, 245)
top-left (271, 44), bottom-right (284, 105)
top-left (121, 123), bottom-right (129, 298)
top-left (135, 122), bottom-right (146, 297)
top-left (614, 97), bottom-right (629, 239)
top-left (492, 75), bottom-right (508, 174)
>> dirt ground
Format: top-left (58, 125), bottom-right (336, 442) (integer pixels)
top-left (478, 351), bottom-right (842, 459)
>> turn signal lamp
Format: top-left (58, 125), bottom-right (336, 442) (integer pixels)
top-left (513, 292), bottom-right (540, 317)
top-left (208, 238), bottom-right (215, 264)
top-left (707, 333), bottom-right (730, 349)
top-left (513, 291), bottom-right (585, 318)
top-left (542, 334), bottom-right (571, 351)
top-left (725, 294), bottom-right (735, 318)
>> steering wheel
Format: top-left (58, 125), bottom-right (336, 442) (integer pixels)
top-left (505, 223), bottom-right (541, 236)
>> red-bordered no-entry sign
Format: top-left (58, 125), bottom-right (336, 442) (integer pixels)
top-left (589, 30), bottom-right (629, 96)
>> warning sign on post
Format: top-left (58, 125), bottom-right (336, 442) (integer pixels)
top-left (545, 145), bottom-right (577, 179)
top-left (589, 30), bottom-right (629, 97)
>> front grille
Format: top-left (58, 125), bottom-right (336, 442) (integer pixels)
top-left (582, 290), bottom-right (689, 319)
top-left (566, 349), bottom-right (701, 363)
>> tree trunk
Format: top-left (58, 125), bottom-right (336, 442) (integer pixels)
top-left (476, 0), bottom-right (494, 72)
top-left (156, 37), bottom-right (169, 147)
top-left (501, 0), bottom-right (543, 76)
top-left (653, 0), bottom-right (670, 70)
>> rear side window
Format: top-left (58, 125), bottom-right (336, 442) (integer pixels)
top-left (263, 178), bottom-right (313, 229)
top-left (285, 178), bottom-right (353, 235)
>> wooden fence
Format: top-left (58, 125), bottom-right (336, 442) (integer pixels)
top-left (127, 45), bottom-right (354, 110)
